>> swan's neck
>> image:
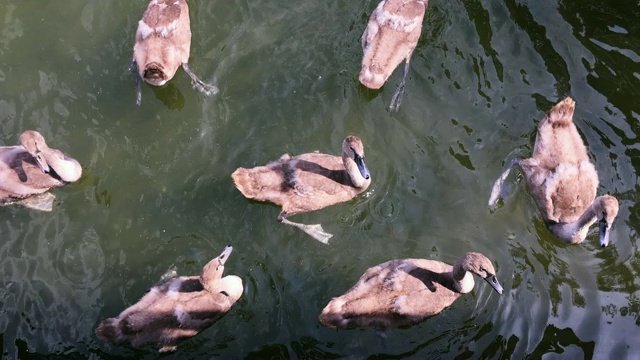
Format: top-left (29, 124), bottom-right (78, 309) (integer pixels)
top-left (342, 154), bottom-right (368, 188)
top-left (45, 153), bottom-right (82, 182)
top-left (548, 203), bottom-right (598, 244)
top-left (452, 264), bottom-right (475, 294)
top-left (203, 275), bottom-right (243, 301)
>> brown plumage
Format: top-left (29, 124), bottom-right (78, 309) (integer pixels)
top-left (489, 97), bottom-right (619, 246)
top-left (360, 0), bottom-right (428, 111)
top-left (231, 136), bottom-right (372, 244)
top-left (0, 130), bottom-right (82, 211)
top-left (95, 246), bottom-right (243, 353)
top-left (319, 252), bottom-right (503, 329)
top-left (132, 0), bottom-right (218, 105)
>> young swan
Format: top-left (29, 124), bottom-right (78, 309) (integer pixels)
top-left (319, 252), bottom-right (503, 329)
top-left (132, 0), bottom-right (218, 105)
top-left (231, 136), bottom-right (372, 244)
top-left (489, 97), bottom-right (619, 246)
top-left (0, 130), bottom-right (82, 211)
top-left (95, 246), bottom-right (243, 353)
top-left (360, 0), bottom-right (429, 111)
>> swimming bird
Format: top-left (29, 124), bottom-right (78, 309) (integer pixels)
top-left (231, 135), bottom-right (371, 244)
top-left (95, 245), bottom-right (243, 353)
top-left (319, 252), bottom-right (503, 329)
top-left (360, 0), bottom-right (428, 111)
top-left (0, 130), bottom-right (82, 211)
top-left (132, 0), bottom-right (218, 105)
top-left (488, 97), bottom-right (619, 246)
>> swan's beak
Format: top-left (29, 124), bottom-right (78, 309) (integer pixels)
top-left (485, 275), bottom-right (504, 295)
top-left (34, 152), bottom-right (50, 173)
top-left (217, 245), bottom-right (233, 267)
top-left (599, 219), bottom-right (611, 247)
top-left (354, 154), bottom-right (370, 180)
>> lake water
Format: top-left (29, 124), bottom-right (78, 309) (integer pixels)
top-left (1, 0), bottom-right (639, 359)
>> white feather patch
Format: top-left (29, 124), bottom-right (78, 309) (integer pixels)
top-left (374, 1), bottom-right (421, 33)
top-left (458, 271), bottom-right (475, 293)
top-left (167, 279), bottom-right (183, 300)
top-left (137, 18), bottom-right (178, 40)
top-left (174, 304), bottom-right (191, 325)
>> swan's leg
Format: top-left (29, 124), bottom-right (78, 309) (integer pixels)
top-left (278, 212), bottom-right (333, 244)
top-left (389, 59), bottom-right (411, 112)
top-left (488, 158), bottom-right (521, 207)
top-left (375, 328), bottom-right (389, 351)
top-left (17, 192), bottom-right (56, 212)
top-left (181, 63), bottom-right (219, 96)
top-left (130, 60), bottom-right (142, 106)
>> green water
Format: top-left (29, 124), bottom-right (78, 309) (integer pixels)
top-left (1, 0), bottom-right (639, 358)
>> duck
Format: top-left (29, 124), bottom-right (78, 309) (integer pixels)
top-left (231, 135), bottom-right (371, 244)
top-left (0, 130), bottom-right (82, 211)
top-left (95, 245), bottom-right (243, 353)
top-left (360, 0), bottom-right (428, 111)
top-left (319, 252), bottom-right (503, 330)
top-left (488, 97), bottom-right (619, 246)
top-left (131, 0), bottom-right (218, 105)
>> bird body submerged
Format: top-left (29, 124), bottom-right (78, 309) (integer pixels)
top-left (360, 0), bottom-right (428, 110)
top-left (0, 130), bottom-right (81, 210)
top-left (489, 98), bottom-right (619, 246)
top-left (233, 152), bottom-right (367, 216)
top-left (231, 136), bottom-right (371, 244)
top-left (95, 246), bottom-right (243, 352)
top-left (319, 253), bottom-right (503, 329)
top-left (132, 0), bottom-right (218, 105)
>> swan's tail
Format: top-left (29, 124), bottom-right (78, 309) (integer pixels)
top-left (231, 167), bottom-right (257, 199)
top-left (318, 298), bottom-right (348, 328)
top-left (546, 97), bottom-right (576, 126)
top-left (95, 318), bottom-right (122, 344)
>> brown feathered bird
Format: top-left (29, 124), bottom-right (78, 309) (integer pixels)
top-left (360, 0), bottom-right (428, 111)
top-left (319, 252), bottom-right (503, 329)
top-left (231, 136), bottom-right (371, 244)
top-left (95, 246), bottom-right (243, 352)
top-left (0, 130), bottom-right (82, 211)
top-left (132, 0), bottom-right (218, 105)
top-left (489, 97), bottom-right (619, 246)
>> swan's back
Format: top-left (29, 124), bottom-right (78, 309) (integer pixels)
top-left (96, 275), bottom-right (242, 352)
top-left (319, 258), bottom-right (462, 329)
top-left (0, 147), bottom-right (65, 202)
top-left (232, 152), bottom-right (366, 216)
top-left (520, 98), bottom-right (598, 223)
top-left (531, 97), bottom-right (589, 167)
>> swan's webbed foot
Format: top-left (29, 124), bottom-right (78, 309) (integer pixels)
top-left (389, 60), bottom-right (410, 112)
top-left (182, 63), bottom-right (219, 96)
top-left (488, 158), bottom-right (521, 207)
top-left (278, 213), bottom-right (333, 244)
top-left (131, 60), bottom-right (142, 106)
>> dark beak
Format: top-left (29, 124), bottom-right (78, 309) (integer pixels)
top-left (217, 245), bottom-right (233, 267)
top-left (599, 219), bottom-right (610, 247)
top-left (354, 154), bottom-right (370, 180)
top-left (485, 275), bottom-right (504, 295)
top-left (34, 152), bottom-right (50, 173)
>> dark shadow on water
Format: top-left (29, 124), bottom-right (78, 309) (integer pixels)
top-left (525, 324), bottom-right (595, 360)
top-left (150, 82), bottom-right (185, 111)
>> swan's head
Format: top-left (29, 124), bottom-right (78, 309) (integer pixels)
top-left (341, 135), bottom-right (371, 189)
top-left (142, 62), bottom-right (169, 86)
top-left (201, 245), bottom-right (234, 291)
top-left (19, 130), bottom-right (51, 173)
top-left (596, 195), bottom-right (619, 247)
top-left (458, 252), bottom-right (503, 295)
